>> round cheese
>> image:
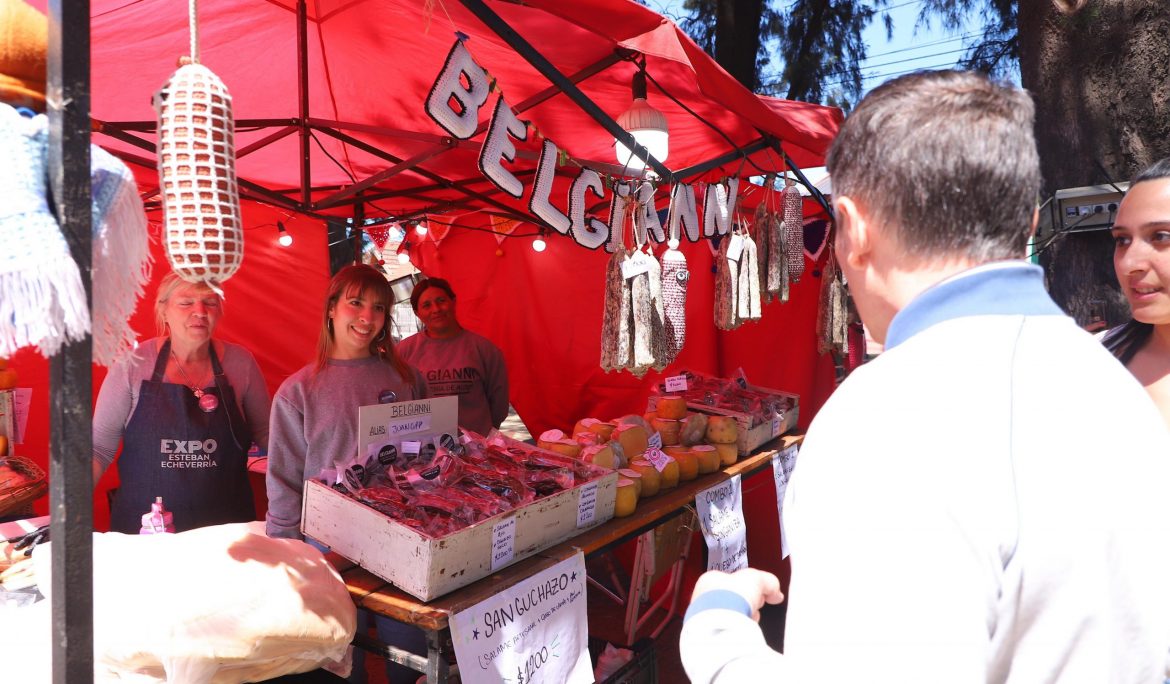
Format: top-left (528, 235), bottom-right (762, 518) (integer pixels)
top-left (572, 418), bottom-right (601, 437)
top-left (573, 431), bottom-right (602, 446)
top-left (544, 440), bottom-right (582, 459)
top-left (680, 413), bottom-right (708, 446)
top-left (581, 444), bottom-right (617, 470)
top-left (614, 424), bottom-right (649, 459)
top-left (615, 478), bottom-right (639, 517)
top-left (650, 418), bottom-right (681, 446)
top-left (714, 442), bottom-right (738, 466)
top-left (656, 395), bottom-right (688, 420)
top-left (672, 450), bottom-right (698, 481)
top-left (618, 468), bottom-right (643, 498)
top-left (705, 416), bottom-right (739, 444)
top-left (658, 456), bottom-right (680, 490)
top-left (538, 428), bottom-right (566, 443)
top-left (588, 421), bottom-right (617, 441)
top-left (692, 445), bottom-right (720, 474)
top-left (629, 459), bottom-right (662, 497)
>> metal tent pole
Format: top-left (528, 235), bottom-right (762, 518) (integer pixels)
top-left (46, 0), bottom-right (94, 682)
top-left (297, 0), bottom-right (312, 208)
top-left (457, 0), bottom-right (674, 183)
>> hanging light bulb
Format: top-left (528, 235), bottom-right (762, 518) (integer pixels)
top-left (614, 68), bottom-right (669, 173)
top-left (277, 221), bottom-right (293, 247)
top-left (414, 221), bottom-right (428, 236)
top-left (397, 240), bottom-right (412, 264)
top-left (532, 235), bottom-right (547, 252)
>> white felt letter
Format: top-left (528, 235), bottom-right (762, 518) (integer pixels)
top-left (669, 183), bottom-right (701, 242)
top-left (529, 139), bottom-right (571, 235)
top-left (478, 97), bottom-right (529, 199)
top-left (425, 41), bottom-right (490, 140)
top-left (606, 181), bottom-right (632, 253)
top-left (569, 168), bottom-right (609, 250)
top-left (635, 181), bottom-right (665, 244)
top-left (703, 177), bottom-right (739, 237)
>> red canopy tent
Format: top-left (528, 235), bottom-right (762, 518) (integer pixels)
top-left (16, 0), bottom-right (843, 566)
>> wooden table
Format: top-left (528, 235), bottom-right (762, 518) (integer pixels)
top-left (331, 433), bottom-right (802, 682)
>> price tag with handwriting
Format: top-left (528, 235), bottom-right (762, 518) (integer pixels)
top-left (664, 375), bottom-right (688, 393)
top-left (491, 517), bottom-right (516, 571)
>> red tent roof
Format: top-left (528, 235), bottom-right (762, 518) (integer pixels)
top-left (69, 0), bottom-right (840, 219)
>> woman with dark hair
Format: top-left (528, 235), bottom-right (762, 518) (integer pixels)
top-left (1105, 157), bottom-right (1170, 429)
top-left (399, 277), bottom-right (509, 436)
top-left (265, 264), bottom-right (427, 540)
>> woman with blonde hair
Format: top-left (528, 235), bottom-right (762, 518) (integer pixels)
top-left (1105, 158), bottom-right (1170, 430)
top-left (92, 271), bottom-right (270, 532)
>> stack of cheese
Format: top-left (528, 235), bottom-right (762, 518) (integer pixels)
top-left (649, 394), bottom-right (742, 470)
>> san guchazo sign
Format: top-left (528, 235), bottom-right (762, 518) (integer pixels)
top-left (426, 39), bottom-right (741, 251)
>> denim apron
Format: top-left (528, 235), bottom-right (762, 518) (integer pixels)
top-left (108, 340), bottom-right (255, 533)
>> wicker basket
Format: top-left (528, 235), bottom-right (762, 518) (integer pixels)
top-left (0, 456), bottom-right (48, 518)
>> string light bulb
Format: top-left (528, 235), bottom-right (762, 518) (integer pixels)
top-left (397, 240), bottom-right (411, 264)
top-left (277, 221), bottom-right (293, 247)
top-left (532, 230), bottom-right (547, 253)
top-left (414, 221), bottom-right (428, 236)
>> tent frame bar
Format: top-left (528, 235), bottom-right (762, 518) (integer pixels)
top-left (457, 0), bottom-right (675, 183)
top-left (47, 0), bottom-right (96, 681)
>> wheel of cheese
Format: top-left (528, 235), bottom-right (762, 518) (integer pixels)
top-left (650, 418), bottom-right (681, 446)
top-left (573, 430), bottom-right (602, 446)
top-left (658, 456), bottom-right (680, 490)
top-left (671, 450), bottom-right (698, 481)
top-left (538, 428), bottom-right (566, 443)
top-left (588, 421), bottom-right (616, 441)
top-left (618, 468), bottom-right (643, 498)
top-left (705, 416), bottom-right (739, 444)
top-left (629, 459), bottom-right (662, 497)
top-left (692, 445), bottom-right (720, 474)
top-left (541, 439), bottom-right (582, 460)
top-left (614, 424), bottom-right (649, 459)
top-left (615, 478), bottom-right (639, 517)
top-left (656, 395), bottom-right (688, 420)
top-left (713, 442), bottom-right (738, 466)
top-left (581, 444), bottom-right (617, 470)
top-left (573, 418), bottom-right (601, 437)
top-left (680, 413), bottom-right (708, 446)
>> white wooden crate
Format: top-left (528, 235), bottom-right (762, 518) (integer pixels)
top-left (302, 470), bottom-right (617, 602)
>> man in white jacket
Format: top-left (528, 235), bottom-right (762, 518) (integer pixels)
top-left (681, 70), bottom-right (1170, 683)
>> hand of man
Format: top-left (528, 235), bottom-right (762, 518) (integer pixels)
top-left (691, 568), bottom-right (785, 622)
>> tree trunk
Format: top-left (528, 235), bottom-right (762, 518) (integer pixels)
top-left (714, 0), bottom-right (765, 89)
top-left (1018, 0), bottom-right (1170, 326)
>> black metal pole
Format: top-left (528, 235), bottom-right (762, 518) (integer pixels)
top-left (297, 0), bottom-right (311, 208)
top-left (457, 0), bottom-right (674, 182)
top-left (46, 1), bottom-right (94, 682)
top-left (775, 143), bottom-right (833, 219)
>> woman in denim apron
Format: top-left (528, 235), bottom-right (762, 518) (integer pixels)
top-left (93, 272), bottom-right (270, 533)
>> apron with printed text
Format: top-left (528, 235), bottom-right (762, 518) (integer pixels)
top-left (109, 340), bottom-right (255, 533)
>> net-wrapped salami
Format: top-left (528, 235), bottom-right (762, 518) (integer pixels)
top-left (782, 178), bottom-right (804, 283)
top-left (154, 61), bottom-right (243, 286)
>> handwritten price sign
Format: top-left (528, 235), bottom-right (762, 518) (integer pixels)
top-left (451, 553), bottom-right (592, 684)
top-left (696, 475), bottom-right (748, 572)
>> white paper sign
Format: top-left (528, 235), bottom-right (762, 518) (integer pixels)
top-left (726, 234), bottom-right (745, 261)
top-left (771, 444), bottom-right (800, 559)
top-left (491, 517), bottom-right (517, 571)
top-left (576, 481), bottom-right (599, 528)
top-left (621, 257), bottom-right (651, 280)
top-left (696, 475), bottom-right (748, 573)
top-left (452, 552), bottom-right (592, 684)
top-left (387, 413), bottom-right (432, 437)
top-left (402, 440), bottom-right (422, 455)
top-left (770, 414), bottom-right (781, 438)
top-left (664, 375), bottom-right (688, 392)
top-left (14, 388), bottom-right (31, 444)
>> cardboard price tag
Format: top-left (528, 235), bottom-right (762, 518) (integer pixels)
top-left (621, 257), bottom-right (651, 280)
top-left (664, 375), bottom-right (688, 392)
top-left (402, 440), bottom-right (422, 455)
top-left (726, 234), bottom-right (745, 262)
top-left (771, 414), bottom-right (781, 438)
top-left (645, 447), bottom-right (670, 473)
top-left (491, 517), bottom-right (517, 571)
top-left (576, 482), bottom-right (599, 528)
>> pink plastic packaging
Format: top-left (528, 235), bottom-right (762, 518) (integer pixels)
top-left (140, 496), bottom-right (176, 534)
